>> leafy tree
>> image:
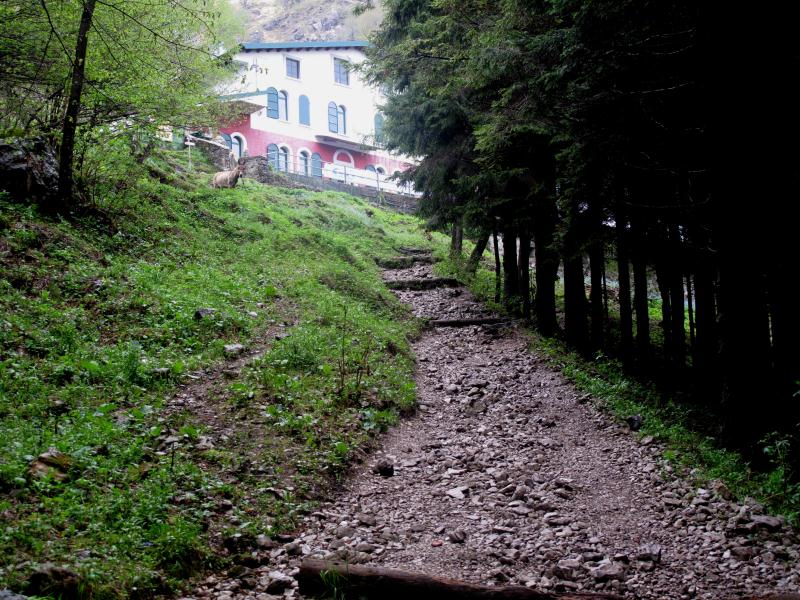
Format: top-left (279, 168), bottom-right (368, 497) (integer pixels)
top-left (0, 0), bottom-right (243, 209)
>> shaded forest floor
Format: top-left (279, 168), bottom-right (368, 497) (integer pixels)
top-left (187, 260), bottom-right (800, 600)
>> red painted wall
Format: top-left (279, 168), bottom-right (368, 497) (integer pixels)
top-left (221, 117), bottom-right (410, 173)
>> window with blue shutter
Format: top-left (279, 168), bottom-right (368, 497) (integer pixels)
top-left (328, 102), bottom-right (338, 133)
top-left (333, 58), bottom-right (349, 85)
top-left (299, 95), bottom-right (310, 126)
top-left (311, 153), bottom-right (322, 177)
top-left (299, 151), bottom-right (310, 175)
top-left (278, 91), bottom-right (288, 120)
top-left (365, 165), bottom-right (376, 173)
top-left (221, 132), bottom-right (232, 148)
top-left (374, 113), bottom-right (384, 144)
top-left (278, 147), bottom-right (289, 172)
top-left (266, 88), bottom-right (279, 119)
top-left (286, 58), bottom-right (300, 79)
top-left (267, 143), bottom-right (279, 169)
top-left (338, 105), bottom-right (346, 135)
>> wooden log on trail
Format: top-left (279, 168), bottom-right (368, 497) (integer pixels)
top-left (386, 278), bottom-right (460, 290)
top-left (428, 317), bottom-right (509, 328)
top-left (398, 247), bottom-right (434, 255)
top-left (297, 559), bottom-right (623, 600)
top-left (375, 255), bottom-right (435, 268)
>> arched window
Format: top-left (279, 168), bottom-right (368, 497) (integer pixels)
top-left (299, 150), bottom-right (310, 175)
top-left (266, 87), bottom-right (279, 119)
top-left (311, 152), bottom-right (323, 177)
top-left (278, 91), bottom-right (288, 121)
top-left (376, 166), bottom-right (386, 175)
top-left (327, 102), bottom-right (346, 134)
top-left (327, 102), bottom-right (338, 133)
top-left (299, 95), bottom-right (310, 126)
top-left (278, 146), bottom-right (289, 172)
top-left (365, 165), bottom-right (376, 173)
top-left (267, 143), bottom-right (279, 169)
top-left (374, 113), bottom-right (384, 144)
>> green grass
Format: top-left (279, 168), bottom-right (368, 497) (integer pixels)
top-left (0, 149), bottom-right (443, 598)
top-left (438, 251), bottom-right (800, 527)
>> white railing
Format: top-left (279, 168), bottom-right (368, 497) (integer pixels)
top-left (281, 159), bottom-right (420, 197)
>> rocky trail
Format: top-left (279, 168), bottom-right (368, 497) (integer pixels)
top-left (189, 256), bottom-right (800, 600)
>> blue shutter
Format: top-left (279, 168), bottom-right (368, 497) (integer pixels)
top-left (327, 102), bottom-right (338, 133)
top-left (266, 87), bottom-right (279, 119)
top-left (299, 95), bottom-right (310, 126)
top-left (220, 132), bottom-right (232, 148)
top-left (267, 144), bottom-right (279, 169)
top-left (374, 113), bottom-right (384, 143)
top-left (311, 153), bottom-right (323, 177)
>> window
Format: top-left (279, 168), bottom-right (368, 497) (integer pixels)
top-left (267, 143), bottom-right (279, 169)
top-left (327, 102), bottom-right (346, 134)
top-left (299, 151), bottom-right (310, 175)
top-left (311, 152), bottom-right (323, 177)
top-left (333, 58), bottom-right (349, 85)
top-left (299, 95), bottom-right (310, 126)
top-left (374, 113), bottom-right (384, 144)
top-left (376, 166), bottom-right (386, 175)
top-left (278, 146), bottom-right (290, 172)
top-left (286, 57), bottom-right (300, 79)
top-left (365, 165), bottom-right (376, 173)
top-left (231, 135), bottom-right (243, 159)
top-left (266, 87), bottom-right (279, 119)
top-left (278, 90), bottom-right (288, 121)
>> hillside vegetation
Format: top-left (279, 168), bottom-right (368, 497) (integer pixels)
top-left (0, 151), bottom-right (441, 598)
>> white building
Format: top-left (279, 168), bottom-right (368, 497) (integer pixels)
top-left (218, 40), bottom-right (414, 195)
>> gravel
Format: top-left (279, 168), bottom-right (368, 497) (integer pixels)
top-left (187, 261), bottom-right (800, 600)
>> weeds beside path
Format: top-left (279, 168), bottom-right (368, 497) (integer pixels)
top-left (0, 158), bottom-right (443, 598)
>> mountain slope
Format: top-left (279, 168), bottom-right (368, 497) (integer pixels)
top-left (235, 0), bottom-right (384, 42)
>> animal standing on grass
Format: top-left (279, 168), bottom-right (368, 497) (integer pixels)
top-left (211, 163), bottom-right (245, 188)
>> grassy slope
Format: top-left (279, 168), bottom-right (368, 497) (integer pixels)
top-left (0, 151), bottom-right (444, 598)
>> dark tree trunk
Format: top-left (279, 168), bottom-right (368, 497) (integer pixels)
top-left (450, 219), bottom-right (463, 259)
top-left (616, 215), bottom-right (633, 364)
top-left (533, 195), bottom-right (558, 336)
top-left (632, 225), bottom-right (650, 368)
top-left (668, 225), bottom-right (686, 375)
top-left (466, 232), bottom-right (490, 274)
top-left (589, 240), bottom-right (605, 350)
top-left (563, 250), bottom-right (588, 353)
top-left (492, 228), bottom-right (501, 304)
top-left (518, 228), bottom-right (531, 319)
top-left (692, 244), bottom-right (717, 396)
top-left (502, 226), bottom-right (519, 308)
top-left (686, 273), bottom-right (695, 354)
top-left (57, 0), bottom-right (98, 208)
top-left (655, 260), bottom-right (673, 376)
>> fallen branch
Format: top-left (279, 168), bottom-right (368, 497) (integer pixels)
top-left (298, 559), bottom-right (623, 600)
top-left (428, 317), bottom-right (509, 328)
top-left (386, 278), bottom-right (460, 290)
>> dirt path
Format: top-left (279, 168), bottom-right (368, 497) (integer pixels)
top-left (187, 260), bottom-right (800, 600)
